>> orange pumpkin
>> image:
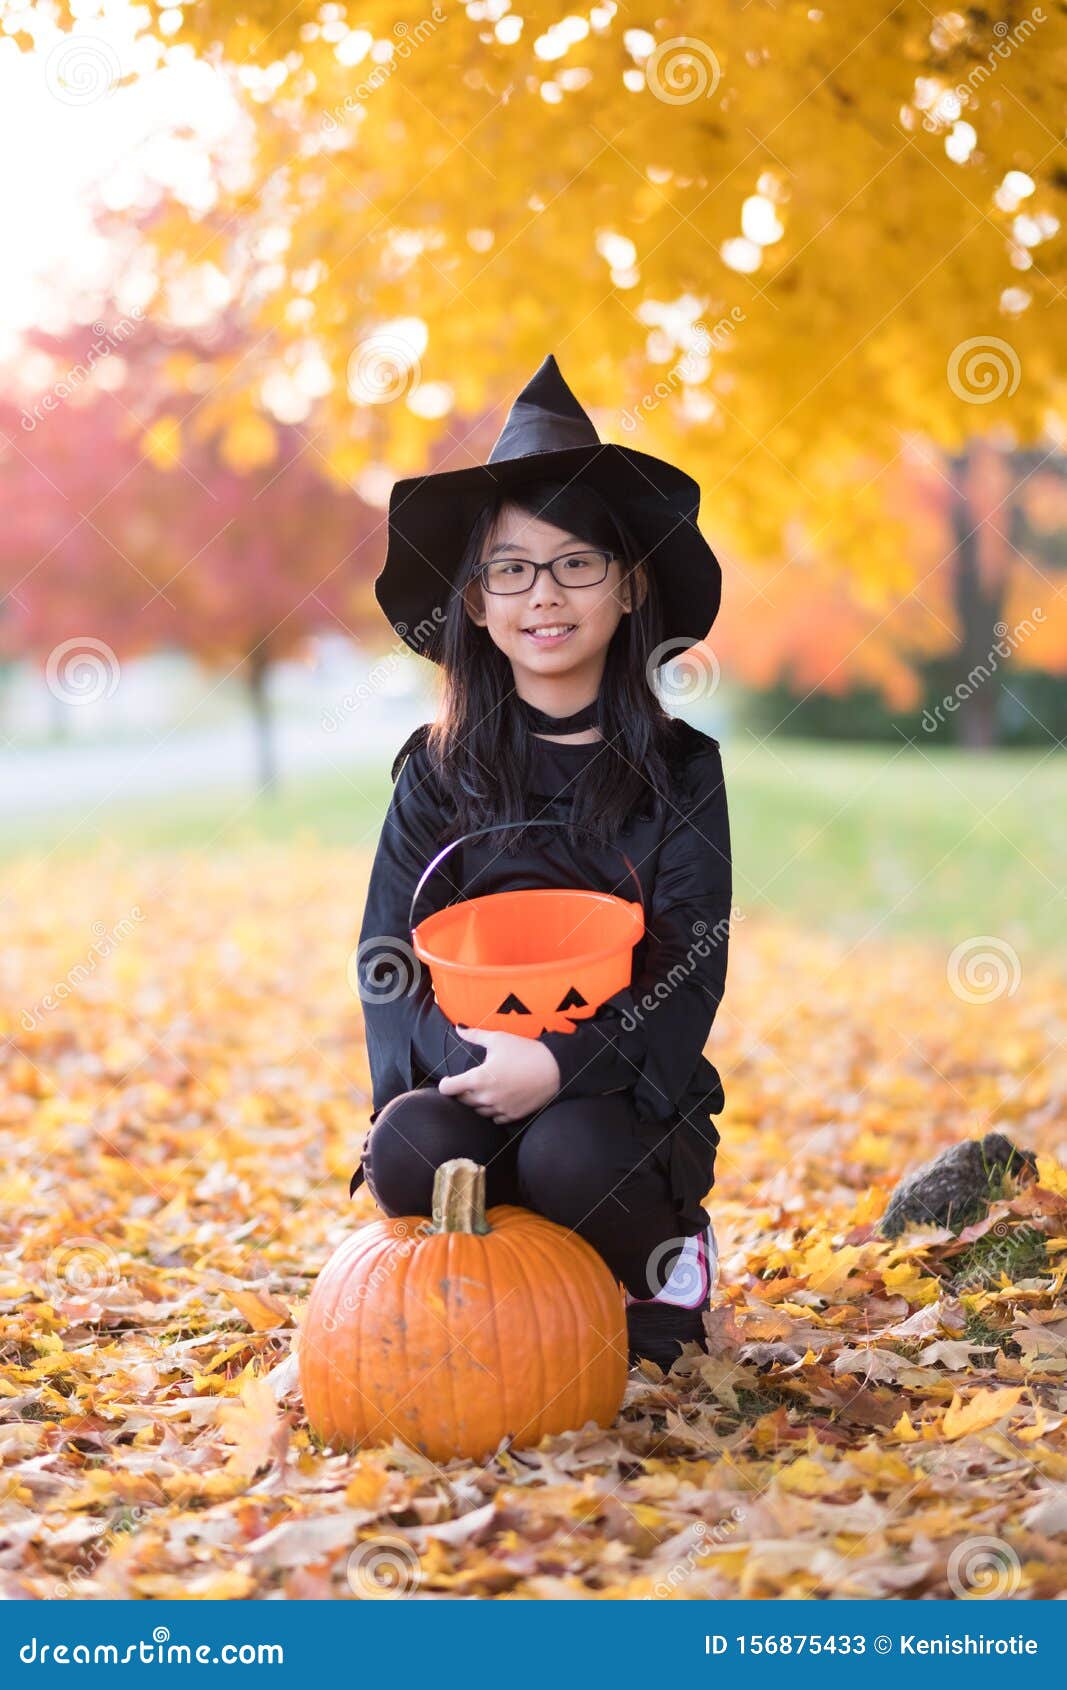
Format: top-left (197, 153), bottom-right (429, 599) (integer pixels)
top-left (299, 1158), bottom-right (628, 1463)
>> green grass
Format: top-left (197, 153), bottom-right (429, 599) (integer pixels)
top-left (726, 735), bottom-right (1064, 954)
top-left (6, 736), bottom-right (1063, 953)
top-left (961, 1308), bottom-right (1015, 1351)
top-left (3, 764), bottom-right (394, 860)
top-left (951, 1224), bottom-right (1049, 1294)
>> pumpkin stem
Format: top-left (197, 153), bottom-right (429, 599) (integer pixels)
top-left (431, 1158), bottom-right (492, 1235)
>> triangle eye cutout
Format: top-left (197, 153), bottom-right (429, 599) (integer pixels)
top-left (556, 986), bottom-right (588, 1012)
top-left (496, 992), bottom-right (530, 1015)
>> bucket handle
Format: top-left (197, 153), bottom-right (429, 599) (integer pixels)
top-left (408, 818), bottom-right (645, 938)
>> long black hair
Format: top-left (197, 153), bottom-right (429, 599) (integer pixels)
top-left (423, 478), bottom-right (678, 849)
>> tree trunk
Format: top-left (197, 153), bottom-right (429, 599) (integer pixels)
top-left (946, 445), bottom-right (1007, 751)
top-left (246, 648), bottom-right (276, 794)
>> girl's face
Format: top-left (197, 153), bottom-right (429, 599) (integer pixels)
top-left (463, 507), bottom-right (643, 688)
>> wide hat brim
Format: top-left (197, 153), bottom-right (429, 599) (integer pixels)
top-left (374, 440), bottom-right (721, 669)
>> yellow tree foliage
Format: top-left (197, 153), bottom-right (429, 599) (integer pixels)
top-left (11, 1), bottom-right (1067, 587)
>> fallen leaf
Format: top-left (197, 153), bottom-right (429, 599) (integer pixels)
top-left (941, 1387), bottom-right (1024, 1440)
top-left (224, 1287), bottom-right (293, 1331)
top-left (217, 1375), bottom-right (287, 1476)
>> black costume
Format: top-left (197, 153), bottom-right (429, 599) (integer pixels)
top-left (349, 716), bottom-right (731, 1287)
top-left (350, 350), bottom-right (731, 1313)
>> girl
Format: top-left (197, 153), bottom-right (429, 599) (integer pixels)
top-left (349, 355), bottom-right (732, 1372)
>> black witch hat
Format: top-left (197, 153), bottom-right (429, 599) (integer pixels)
top-left (374, 354), bottom-right (721, 667)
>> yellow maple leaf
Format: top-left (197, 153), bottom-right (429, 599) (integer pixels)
top-left (163, 1470), bottom-right (253, 1505)
top-left (942, 1387), bottom-right (1024, 1440)
top-left (850, 1184), bottom-right (891, 1221)
top-left (882, 1260), bottom-right (940, 1303)
top-left (775, 1456), bottom-right (838, 1496)
top-left (1015, 1402), bottom-right (1051, 1444)
top-left (217, 1375), bottom-right (284, 1476)
top-left (224, 1286), bottom-right (292, 1331)
top-left (1035, 1154), bottom-right (1067, 1197)
top-left (799, 1239), bottom-right (864, 1296)
top-left (344, 1464), bottom-right (391, 1510)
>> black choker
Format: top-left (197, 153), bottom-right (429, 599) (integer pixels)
top-left (516, 693), bottom-right (601, 734)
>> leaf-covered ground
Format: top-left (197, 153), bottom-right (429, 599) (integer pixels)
top-left (2, 845), bottom-right (1066, 1599)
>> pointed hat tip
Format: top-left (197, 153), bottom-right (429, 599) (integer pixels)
top-left (536, 351), bottom-right (561, 376)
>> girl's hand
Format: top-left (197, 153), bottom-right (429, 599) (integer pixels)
top-left (438, 1027), bottom-right (562, 1123)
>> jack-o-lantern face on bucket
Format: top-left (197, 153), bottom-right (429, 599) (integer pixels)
top-left (491, 982), bottom-right (592, 1035)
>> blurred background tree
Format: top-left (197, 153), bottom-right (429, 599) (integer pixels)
top-left (0, 318), bottom-right (384, 786)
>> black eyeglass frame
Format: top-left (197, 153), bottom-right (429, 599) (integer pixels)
top-left (475, 549), bottom-right (617, 596)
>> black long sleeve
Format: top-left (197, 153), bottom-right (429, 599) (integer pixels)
top-left (538, 742), bottom-right (731, 1124)
top-left (355, 739), bottom-right (485, 1110)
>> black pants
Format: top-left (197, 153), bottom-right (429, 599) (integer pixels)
top-left (356, 1087), bottom-right (701, 1301)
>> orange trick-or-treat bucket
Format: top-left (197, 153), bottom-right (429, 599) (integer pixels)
top-left (409, 820), bottom-right (645, 1039)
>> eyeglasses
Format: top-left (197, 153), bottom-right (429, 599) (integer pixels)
top-left (477, 549), bottom-right (615, 595)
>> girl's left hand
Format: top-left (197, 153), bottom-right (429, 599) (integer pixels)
top-left (438, 1027), bottom-right (562, 1123)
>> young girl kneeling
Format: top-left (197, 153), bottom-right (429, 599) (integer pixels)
top-left (349, 356), bottom-right (732, 1372)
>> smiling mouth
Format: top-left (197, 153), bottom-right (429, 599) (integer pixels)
top-left (524, 624), bottom-right (576, 640)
